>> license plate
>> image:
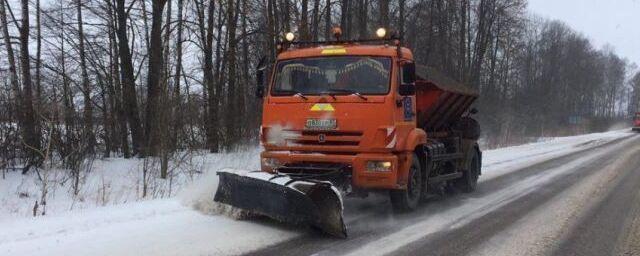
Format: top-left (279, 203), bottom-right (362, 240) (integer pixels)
top-left (305, 119), bottom-right (337, 130)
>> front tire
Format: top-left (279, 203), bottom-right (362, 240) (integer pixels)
top-left (390, 154), bottom-right (422, 212)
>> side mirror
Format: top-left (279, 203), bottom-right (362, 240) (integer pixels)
top-left (399, 83), bottom-right (415, 96)
top-left (255, 56), bottom-right (267, 98)
top-left (402, 62), bottom-right (416, 84)
top-left (399, 62), bottom-right (416, 96)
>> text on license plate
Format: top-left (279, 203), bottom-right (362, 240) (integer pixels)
top-left (305, 119), bottom-right (337, 130)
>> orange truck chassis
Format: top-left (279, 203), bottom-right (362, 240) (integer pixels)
top-left (215, 28), bottom-right (482, 237)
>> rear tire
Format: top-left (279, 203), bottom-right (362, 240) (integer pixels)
top-left (390, 154), bottom-right (422, 212)
top-left (454, 149), bottom-right (480, 193)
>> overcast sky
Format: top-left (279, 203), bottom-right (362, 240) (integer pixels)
top-left (527, 0), bottom-right (640, 68)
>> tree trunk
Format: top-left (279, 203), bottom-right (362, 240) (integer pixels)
top-left (59, 7), bottom-right (76, 163)
top-left (469, 0), bottom-right (495, 88)
top-left (299, 0), bottom-right (309, 40)
top-left (35, 0), bottom-right (42, 122)
top-left (266, 0), bottom-right (277, 58)
top-left (339, 0), bottom-right (350, 39)
top-left (311, 0), bottom-right (320, 41)
top-left (282, 0), bottom-right (290, 32)
top-left (398, 0), bottom-right (405, 39)
top-left (76, 0), bottom-right (95, 154)
top-left (0, 0), bottom-right (21, 127)
top-left (115, 0), bottom-right (144, 155)
top-left (379, 0), bottom-right (389, 28)
top-left (172, 0), bottom-right (184, 149)
top-left (108, 0), bottom-right (129, 158)
top-left (145, 0), bottom-right (168, 156)
top-left (357, 0), bottom-right (367, 39)
top-left (20, 0), bottom-right (41, 172)
top-left (324, 0), bottom-right (331, 40)
top-left (224, 0), bottom-right (239, 148)
top-left (240, 0), bottom-right (249, 140)
top-left (203, 0), bottom-right (218, 152)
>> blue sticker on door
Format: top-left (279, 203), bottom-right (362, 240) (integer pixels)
top-left (403, 97), bottom-right (413, 121)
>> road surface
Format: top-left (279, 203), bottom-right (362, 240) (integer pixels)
top-left (248, 134), bottom-right (640, 256)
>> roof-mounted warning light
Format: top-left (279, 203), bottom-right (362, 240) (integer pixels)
top-left (285, 32), bottom-right (295, 42)
top-left (376, 28), bottom-right (387, 39)
top-left (277, 26), bottom-right (403, 55)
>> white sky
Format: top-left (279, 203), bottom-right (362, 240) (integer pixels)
top-left (527, 0), bottom-right (640, 68)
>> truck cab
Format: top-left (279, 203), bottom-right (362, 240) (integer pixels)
top-left (259, 44), bottom-right (420, 191)
top-left (256, 30), bottom-right (481, 211)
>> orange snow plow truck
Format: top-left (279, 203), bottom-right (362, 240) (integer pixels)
top-left (214, 28), bottom-right (482, 238)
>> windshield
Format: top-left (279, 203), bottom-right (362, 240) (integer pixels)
top-left (272, 56), bottom-right (392, 95)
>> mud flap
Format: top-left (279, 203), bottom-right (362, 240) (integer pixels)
top-left (214, 171), bottom-right (347, 238)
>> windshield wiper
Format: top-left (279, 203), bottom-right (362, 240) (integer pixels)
top-left (325, 88), bottom-right (368, 100)
top-left (277, 89), bottom-right (308, 100)
top-left (319, 91), bottom-right (337, 100)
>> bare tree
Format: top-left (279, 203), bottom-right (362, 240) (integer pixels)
top-left (0, 0), bottom-right (21, 125)
top-left (19, 0), bottom-right (42, 173)
top-left (76, 0), bottom-right (95, 153)
top-left (145, 0), bottom-right (169, 156)
top-left (115, 0), bottom-right (144, 155)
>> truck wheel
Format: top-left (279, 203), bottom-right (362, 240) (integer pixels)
top-left (454, 150), bottom-right (480, 193)
top-left (390, 154), bottom-right (422, 212)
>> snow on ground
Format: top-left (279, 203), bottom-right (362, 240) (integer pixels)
top-left (0, 199), bottom-right (299, 256)
top-left (0, 147), bottom-right (262, 220)
top-left (480, 129), bottom-right (630, 181)
top-left (0, 129), bottom-right (633, 256)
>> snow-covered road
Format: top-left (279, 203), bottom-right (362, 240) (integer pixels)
top-left (0, 130), bottom-right (637, 256)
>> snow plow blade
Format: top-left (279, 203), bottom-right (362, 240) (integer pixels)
top-left (214, 171), bottom-right (347, 238)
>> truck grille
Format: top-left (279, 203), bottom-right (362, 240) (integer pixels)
top-left (285, 130), bottom-right (363, 147)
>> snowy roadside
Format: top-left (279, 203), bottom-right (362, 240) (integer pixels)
top-left (0, 148), bottom-right (262, 220)
top-left (480, 129), bottom-right (631, 181)
top-left (0, 199), bottom-right (300, 256)
top-left (0, 129), bottom-right (634, 256)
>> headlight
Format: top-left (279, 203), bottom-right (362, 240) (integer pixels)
top-left (367, 161), bottom-right (392, 172)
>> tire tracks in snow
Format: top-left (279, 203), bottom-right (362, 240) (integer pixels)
top-left (246, 134), bottom-right (636, 256)
top-left (470, 137), bottom-right (640, 256)
top-left (550, 139), bottom-right (640, 256)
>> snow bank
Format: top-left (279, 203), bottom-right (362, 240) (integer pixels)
top-left (0, 199), bottom-right (299, 256)
top-left (480, 129), bottom-right (631, 181)
top-left (0, 147), bottom-right (262, 220)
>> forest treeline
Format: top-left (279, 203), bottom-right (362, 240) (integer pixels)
top-left (1, 0), bottom-right (639, 174)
